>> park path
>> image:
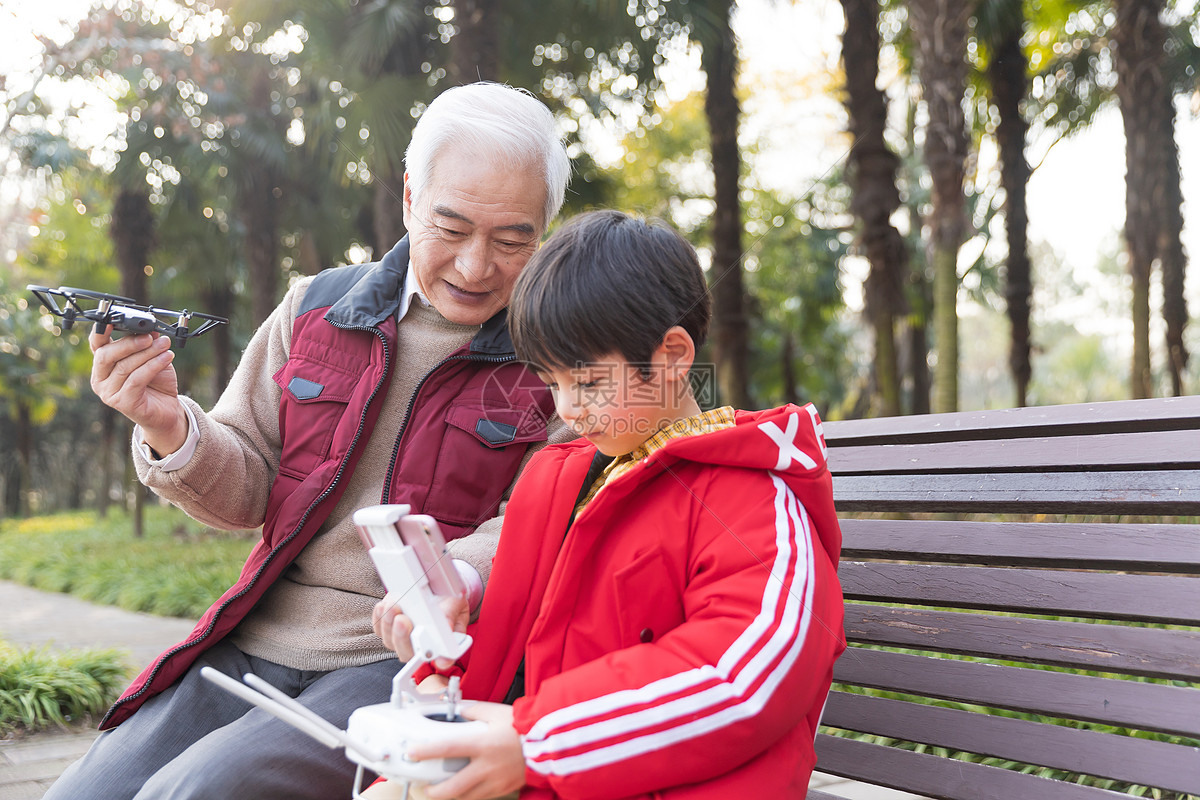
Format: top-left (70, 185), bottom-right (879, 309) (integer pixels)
top-left (0, 580), bottom-right (193, 799)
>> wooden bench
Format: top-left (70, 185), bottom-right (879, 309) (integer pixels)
top-left (809, 396), bottom-right (1200, 800)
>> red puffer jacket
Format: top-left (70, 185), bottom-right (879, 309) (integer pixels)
top-left (461, 403), bottom-right (846, 799)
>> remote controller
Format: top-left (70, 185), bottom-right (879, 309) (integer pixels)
top-left (203, 505), bottom-right (485, 797)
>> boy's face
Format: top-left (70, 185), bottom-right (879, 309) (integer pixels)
top-left (538, 353), bottom-right (684, 457)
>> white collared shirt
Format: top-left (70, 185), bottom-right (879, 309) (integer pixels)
top-left (395, 262), bottom-right (430, 322)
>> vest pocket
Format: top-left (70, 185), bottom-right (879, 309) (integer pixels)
top-left (422, 403), bottom-right (548, 527)
top-left (272, 360), bottom-right (356, 478)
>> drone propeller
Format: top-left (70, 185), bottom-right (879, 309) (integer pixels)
top-left (27, 285), bottom-right (228, 348)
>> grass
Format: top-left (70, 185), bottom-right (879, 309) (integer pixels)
top-left (0, 639), bottom-right (128, 733)
top-left (0, 507), bottom-right (250, 734)
top-left (0, 507), bottom-right (251, 619)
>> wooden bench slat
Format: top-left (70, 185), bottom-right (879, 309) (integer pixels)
top-left (844, 605), bottom-right (1200, 681)
top-left (822, 692), bottom-right (1200, 795)
top-left (816, 398), bottom-right (1200, 797)
top-left (833, 470), bottom-right (1200, 514)
top-left (829, 429), bottom-right (1200, 474)
top-left (822, 395), bottom-right (1200, 446)
top-left (832, 648), bottom-right (1200, 738)
top-left (839, 561), bottom-right (1200, 625)
top-left (813, 734), bottom-right (1130, 800)
top-left (840, 518), bottom-right (1200, 573)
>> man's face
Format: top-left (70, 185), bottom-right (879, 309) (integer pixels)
top-left (403, 148), bottom-right (548, 326)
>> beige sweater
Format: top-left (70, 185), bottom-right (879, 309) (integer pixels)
top-left (134, 277), bottom-right (569, 670)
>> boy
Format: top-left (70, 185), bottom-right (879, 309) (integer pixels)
top-left (371, 209), bottom-right (845, 800)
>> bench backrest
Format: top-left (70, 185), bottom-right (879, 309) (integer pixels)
top-left (810, 396), bottom-right (1200, 800)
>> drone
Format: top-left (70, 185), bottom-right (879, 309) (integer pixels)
top-left (27, 285), bottom-right (227, 348)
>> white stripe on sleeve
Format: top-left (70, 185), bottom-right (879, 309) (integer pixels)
top-left (523, 475), bottom-right (818, 776)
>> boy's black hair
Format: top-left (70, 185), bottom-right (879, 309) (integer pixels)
top-left (509, 209), bottom-right (711, 374)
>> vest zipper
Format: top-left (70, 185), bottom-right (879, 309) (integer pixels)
top-left (381, 349), bottom-right (515, 501)
top-left (102, 323), bottom-right (393, 727)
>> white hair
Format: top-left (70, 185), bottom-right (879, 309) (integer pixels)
top-left (405, 82), bottom-right (571, 231)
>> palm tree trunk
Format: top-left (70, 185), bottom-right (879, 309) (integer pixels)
top-left (14, 402), bottom-right (32, 516)
top-left (1162, 148), bottom-right (1189, 395)
top-left (203, 283), bottom-right (235, 397)
top-left (245, 196), bottom-right (280, 327)
top-left (904, 100), bottom-right (931, 415)
top-left (374, 169), bottom-right (408, 255)
top-left (987, 2), bottom-right (1033, 407)
top-left (909, 0), bottom-right (971, 413)
top-left (111, 187), bottom-right (153, 303)
top-left (781, 329), bottom-right (800, 406)
top-left (123, 421), bottom-right (144, 538)
top-left (906, 280), bottom-right (932, 414)
top-left (452, 0), bottom-right (501, 83)
top-left (98, 406), bottom-right (116, 517)
top-left (3, 464), bottom-right (19, 517)
top-left (840, 0), bottom-right (908, 417)
top-left (1154, 15), bottom-right (1189, 395)
top-left (703, 0), bottom-right (752, 409)
top-left (245, 192), bottom-right (280, 327)
top-left (110, 186), bottom-right (155, 535)
top-left (243, 65), bottom-right (283, 326)
top-left (1113, 0), bottom-right (1177, 399)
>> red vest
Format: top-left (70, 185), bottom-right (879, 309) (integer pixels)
top-left (101, 238), bottom-right (553, 729)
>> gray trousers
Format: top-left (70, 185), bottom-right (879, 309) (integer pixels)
top-left (44, 640), bottom-right (399, 800)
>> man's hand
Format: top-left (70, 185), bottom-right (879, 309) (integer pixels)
top-left (411, 701), bottom-right (525, 800)
top-left (373, 593), bottom-right (469, 667)
top-left (89, 326), bottom-right (188, 455)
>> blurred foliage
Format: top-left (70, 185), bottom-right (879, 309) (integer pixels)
top-left (0, 639), bottom-right (127, 733)
top-left (1, 171), bottom-right (112, 513)
top-left (0, 508), bottom-right (250, 618)
top-left (742, 184), bottom-right (855, 415)
top-left (1, 0), bottom-right (1198, 515)
top-left (608, 93), bottom-right (854, 413)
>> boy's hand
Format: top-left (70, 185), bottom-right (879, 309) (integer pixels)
top-left (410, 702), bottom-right (525, 800)
top-left (89, 326), bottom-right (188, 455)
top-left (418, 674), bottom-right (450, 694)
top-left (372, 594), bottom-right (469, 667)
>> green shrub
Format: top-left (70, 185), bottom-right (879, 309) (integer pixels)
top-left (0, 640), bottom-right (127, 732)
top-left (0, 508), bottom-right (250, 619)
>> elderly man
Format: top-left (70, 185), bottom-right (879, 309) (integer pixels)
top-left (44, 82), bottom-right (572, 800)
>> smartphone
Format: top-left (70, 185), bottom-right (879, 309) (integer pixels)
top-left (353, 505), bottom-right (466, 600)
top-left (397, 514), bottom-right (466, 600)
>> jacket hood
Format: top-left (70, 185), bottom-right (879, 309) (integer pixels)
top-left (564, 403), bottom-right (839, 561)
top-left (556, 404), bottom-right (832, 484)
top-left (663, 404), bottom-right (829, 475)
